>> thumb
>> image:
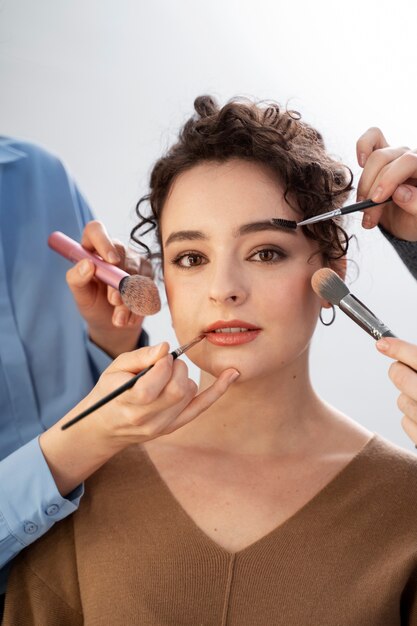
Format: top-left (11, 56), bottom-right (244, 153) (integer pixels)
top-left (392, 184), bottom-right (417, 216)
top-left (66, 259), bottom-right (99, 309)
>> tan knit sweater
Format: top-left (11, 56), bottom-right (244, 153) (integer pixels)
top-left (4, 434), bottom-right (417, 625)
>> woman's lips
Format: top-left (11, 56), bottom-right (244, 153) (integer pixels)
top-left (204, 329), bottom-right (261, 346)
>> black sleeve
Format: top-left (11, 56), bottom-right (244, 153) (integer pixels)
top-left (379, 224), bottom-right (417, 281)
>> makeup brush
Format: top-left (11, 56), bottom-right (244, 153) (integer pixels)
top-left (297, 198), bottom-right (393, 227)
top-left (270, 218), bottom-right (298, 230)
top-left (61, 334), bottom-right (205, 430)
top-left (311, 268), bottom-right (396, 340)
top-left (48, 231), bottom-right (161, 316)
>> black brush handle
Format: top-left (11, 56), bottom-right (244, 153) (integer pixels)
top-left (341, 197), bottom-right (393, 216)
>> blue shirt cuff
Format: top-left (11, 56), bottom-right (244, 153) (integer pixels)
top-left (0, 437), bottom-right (84, 573)
top-left (86, 329), bottom-right (150, 379)
top-left (86, 335), bottom-right (113, 376)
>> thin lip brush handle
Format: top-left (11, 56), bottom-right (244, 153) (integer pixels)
top-left (61, 362), bottom-right (155, 430)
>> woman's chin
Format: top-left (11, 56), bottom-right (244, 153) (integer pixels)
top-left (188, 344), bottom-right (280, 382)
top-left (198, 359), bottom-right (264, 383)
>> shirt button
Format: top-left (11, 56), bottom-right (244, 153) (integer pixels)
top-left (45, 504), bottom-right (60, 516)
top-left (23, 522), bottom-right (38, 535)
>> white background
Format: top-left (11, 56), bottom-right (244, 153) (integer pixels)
top-left (1, 0), bottom-right (417, 450)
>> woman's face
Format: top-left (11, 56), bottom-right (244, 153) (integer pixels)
top-left (161, 159), bottom-right (328, 382)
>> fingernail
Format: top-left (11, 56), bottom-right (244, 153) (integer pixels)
top-left (359, 153), bottom-right (366, 167)
top-left (376, 339), bottom-right (389, 352)
top-left (228, 370), bottom-right (240, 383)
top-left (110, 291), bottom-right (120, 305)
top-left (108, 250), bottom-right (121, 263)
top-left (357, 195), bottom-right (365, 203)
top-left (79, 259), bottom-right (91, 276)
top-left (114, 312), bottom-right (127, 327)
top-left (372, 186), bottom-right (383, 202)
top-left (362, 215), bottom-right (372, 229)
top-left (396, 185), bottom-right (412, 203)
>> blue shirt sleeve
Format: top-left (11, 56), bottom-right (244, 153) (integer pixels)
top-left (0, 139), bottom-right (99, 593)
top-left (0, 438), bottom-right (83, 593)
top-left (0, 138), bottom-right (149, 594)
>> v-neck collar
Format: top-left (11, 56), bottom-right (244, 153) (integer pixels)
top-left (138, 434), bottom-right (377, 558)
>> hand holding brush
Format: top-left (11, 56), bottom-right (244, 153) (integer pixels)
top-left (356, 126), bottom-right (417, 237)
top-left (49, 222), bottom-right (161, 358)
top-left (61, 334), bottom-right (205, 429)
top-left (49, 231), bottom-right (161, 316)
top-left (375, 338), bottom-right (417, 448)
top-left (40, 341), bottom-right (240, 495)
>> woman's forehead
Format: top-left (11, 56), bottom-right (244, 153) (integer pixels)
top-left (161, 160), bottom-right (297, 227)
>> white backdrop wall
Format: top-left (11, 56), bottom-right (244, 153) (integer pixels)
top-left (1, 0), bottom-right (417, 450)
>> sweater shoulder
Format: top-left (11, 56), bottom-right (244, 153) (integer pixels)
top-left (9, 514), bottom-right (82, 613)
top-left (366, 434), bottom-right (417, 470)
top-left (358, 434), bottom-right (417, 497)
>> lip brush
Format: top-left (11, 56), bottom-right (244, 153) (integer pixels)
top-left (61, 334), bottom-right (205, 430)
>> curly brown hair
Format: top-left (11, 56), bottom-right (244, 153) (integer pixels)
top-left (131, 95), bottom-right (353, 270)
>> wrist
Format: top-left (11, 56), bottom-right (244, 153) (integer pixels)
top-left (39, 398), bottom-right (127, 496)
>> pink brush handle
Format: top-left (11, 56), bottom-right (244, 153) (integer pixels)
top-left (48, 231), bottom-right (128, 289)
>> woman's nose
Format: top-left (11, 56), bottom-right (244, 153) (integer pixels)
top-left (208, 265), bottom-right (248, 306)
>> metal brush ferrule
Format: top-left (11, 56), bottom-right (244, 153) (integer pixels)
top-left (172, 334), bottom-right (204, 359)
top-left (338, 294), bottom-right (395, 340)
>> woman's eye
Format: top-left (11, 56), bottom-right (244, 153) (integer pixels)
top-left (250, 248), bottom-right (286, 263)
top-left (171, 252), bottom-right (207, 268)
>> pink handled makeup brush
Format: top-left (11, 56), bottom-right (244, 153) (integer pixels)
top-left (48, 231), bottom-right (161, 316)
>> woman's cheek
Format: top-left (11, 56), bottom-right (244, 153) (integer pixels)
top-left (165, 290), bottom-right (194, 344)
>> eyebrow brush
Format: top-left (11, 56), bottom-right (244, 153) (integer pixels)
top-left (61, 334), bottom-right (205, 430)
top-left (297, 197), bottom-right (392, 227)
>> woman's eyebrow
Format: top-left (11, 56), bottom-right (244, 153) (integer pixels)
top-left (164, 219), bottom-right (297, 247)
top-left (237, 219), bottom-right (297, 236)
top-left (165, 230), bottom-right (206, 247)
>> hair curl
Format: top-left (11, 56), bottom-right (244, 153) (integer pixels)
top-left (131, 95), bottom-right (353, 272)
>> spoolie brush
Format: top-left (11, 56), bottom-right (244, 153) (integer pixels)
top-left (311, 268), bottom-right (396, 340)
top-left (48, 231), bottom-right (161, 316)
top-left (270, 218), bottom-right (298, 230)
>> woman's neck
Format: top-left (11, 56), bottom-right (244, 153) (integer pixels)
top-left (166, 357), bottom-right (336, 457)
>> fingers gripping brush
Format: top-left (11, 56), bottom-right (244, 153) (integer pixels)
top-left (48, 231), bottom-right (161, 316)
top-left (61, 334), bottom-right (205, 430)
top-left (311, 268), bottom-right (396, 340)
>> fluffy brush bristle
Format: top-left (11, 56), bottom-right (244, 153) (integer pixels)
top-left (119, 275), bottom-right (161, 315)
top-left (311, 268), bottom-right (349, 305)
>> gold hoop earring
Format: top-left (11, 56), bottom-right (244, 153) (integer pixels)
top-left (319, 305), bottom-right (336, 326)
